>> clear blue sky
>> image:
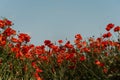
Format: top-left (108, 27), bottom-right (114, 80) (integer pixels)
top-left (0, 0), bottom-right (120, 45)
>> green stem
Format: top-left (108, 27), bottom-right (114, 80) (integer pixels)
top-left (81, 62), bottom-right (101, 79)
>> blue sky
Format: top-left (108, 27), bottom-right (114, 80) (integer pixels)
top-left (0, 0), bottom-right (120, 45)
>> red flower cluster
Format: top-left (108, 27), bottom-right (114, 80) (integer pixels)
top-left (114, 26), bottom-right (120, 32)
top-left (0, 19), bottom-right (12, 28)
top-left (102, 32), bottom-right (112, 38)
top-left (0, 19), bottom-right (120, 80)
top-left (105, 23), bottom-right (120, 32)
top-left (106, 23), bottom-right (114, 31)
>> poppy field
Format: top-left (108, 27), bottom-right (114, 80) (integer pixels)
top-left (0, 18), bottom-right (120, 80)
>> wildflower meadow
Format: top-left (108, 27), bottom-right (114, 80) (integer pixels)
top-left (0, 18), bottom-right (120, 80)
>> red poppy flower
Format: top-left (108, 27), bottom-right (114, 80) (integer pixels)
top-left (96, 38), bottom-right (102, 42)
top-left (0, 19), bottom-right (12, 28)
top-left (44, 40), bottom-right (51, 45)
top-left (103, 68), bottom-right (108, 73)
top-left (0, 20), bottom-right (5, 28)
top-left (34, 72), bottom-right (39, 78)
top-left (57, 58), bottom-right (63, 64)
top-left (105, 23), bottom-right (114, 31)
top-left (11, 47), bottom-right (19, 53)
top-left (31, 62), bottom-right (37, 68)
top-left (75, 34), bottom-right (82, 40)
top-left (3, 27), bottom-right (16, 36)
top-left (65, 41), bottom-right (73, 48)
top-left (0, 35), bottom-right (6, 46)
top-left (80, 55), bottom-right (86, 61)
top-left (102, 32), bottom-right (112, 38)
top-left (95, 60), bottom-right (100, 65)
top-left (18, 33), bottom-right (31, 42)
top-left (0, 34), bottom-right (3, 41)
top-left (11, 37), bottom-right (18, 43)
top-left (36, 77), bottom-right (42, 80)
top-left (58, 40), bottom-right (63, 44)
top-left (39, 56), bottom-right (48, 61)
top-left (82, 41), bottom-right (87, 47)
top-left (114, 26), bottom-right (120, 32)
top-left (4, 19), bottom-right (12, 26)
top-left (36, 68), bottom-right (43, 73)
top-left (15, 51), bottom-right (23, 58)
top-left (21, 45), bottom-right (30, 53)
top-left (95, 60), bottom-right (104, 67)
top-left (34, 72), bottom-right (42, 80)
top-left (101, 41), bottom-right (109, 48)
top-left (99, 62), bottom-right (104, 67)
top-left (82, 47), bottom-right (90, 53)
top-left (65, 53), bottom-right (75, 60)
